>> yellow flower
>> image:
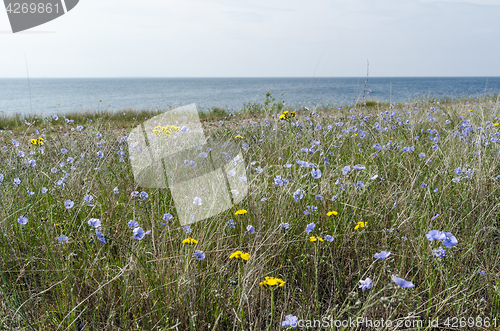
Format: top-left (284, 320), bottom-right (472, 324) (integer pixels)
top-left (327, 211), bottom-right (338, 216)
top-left (37, 137), bottom-right (44, 145)
top-left (153, 125), bottom-right (180, 137)
top-left (309, 236), bottom-right (324, 242)
top-left (182, 238), bottom-right (198, 245)
top-left (229, 250), bottom-right (242, 259)
top-left (234, 209), bottom-right (247, 215)
top-left (229, 250), bottom-right (250, 260)
top-left (235, 135), bottom-right (244, 139)
top-left (278, 110), bottom-right (296, 121)
top-left (354, 222), bottom-right (367, 230)
top-left (259, 276), bottom-right (285, 288)
top-left (495, 123), bottom-right (499, 126)
top-left (30, 139), bottom-right (38, 145)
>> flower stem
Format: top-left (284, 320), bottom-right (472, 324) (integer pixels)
top-left (315, 243), bottom-right (319, 314)
top-left (238, 261), bottom-right (244, 328)
top-left (268, 289), bottom-right (274, 331)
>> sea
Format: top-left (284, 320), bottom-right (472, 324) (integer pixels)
top-left (0, 77), bottom-right (499, 117)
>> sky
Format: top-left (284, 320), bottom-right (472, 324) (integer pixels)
top-left (0, 0), bottom-right (499, 77)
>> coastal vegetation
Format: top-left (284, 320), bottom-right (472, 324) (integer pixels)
top-left (1, 94), bottom-right (500, 329)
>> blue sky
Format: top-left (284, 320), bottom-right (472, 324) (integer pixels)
top-left (0, 0), bottom-right (499, 77)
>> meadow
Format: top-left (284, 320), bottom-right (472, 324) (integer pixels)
top-left (1, 94), bottom-right (500, 330)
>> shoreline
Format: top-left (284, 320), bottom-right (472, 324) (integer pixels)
top-left (0, 94), bottom-right (498, 132)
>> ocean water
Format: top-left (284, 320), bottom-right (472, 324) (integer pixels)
top-left (0, 77), bottom-right (499, 117)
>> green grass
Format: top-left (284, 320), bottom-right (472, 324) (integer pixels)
top-left (1, 95), bottom-right (500, 330)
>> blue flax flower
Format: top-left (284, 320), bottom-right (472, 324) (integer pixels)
top-left (433, 247), bottom-right (446, 257)
top-left (359, 278), bottom-right (372, 291)
top-left (64, 200), bottom-right (74, 209)
top-left (88, 218), bottom-right (101, 228)
top-left (274, 176), bottom-right (284, 186)
top-left (282, 315), bottom-right (298, 328)
top-left (426, 230), bottom-right (446, 241)
top-left (17, 216), bottom-right (28, 225)
top-left (57, 235), bottom-right (69, 244)
top-left (355, 181), bottom-right (364, 189)
top-left (128, 220), bottom-right (139, 229)
top-left (311, 168), bottom-right (322, 179)
top-left (133, 227), bottom-right (151, 240)
top-left (95, 229), bottom-right (106, 244)
top-left (442, 232), bottom-right (458, 248)
top-left (246, 225), bottom-right (255, 233)
top-left (293, 189), bottom-right (304, 201)
top-left (194, 250), bottom-right (206, 260)
top-left (374, 251), bottom-right (391, 259)
top-left (305, 223), bottom-right (315, 234)
top-left (392, 275), bottom-right (414, 288)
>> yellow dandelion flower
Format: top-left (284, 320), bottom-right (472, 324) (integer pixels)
top-left (229, 250), bottom-right (243, 259)
top-left (309, 236), bottom-right (324, 242)
top-left (327, 211), bottom-right (338, 217)
top-left (354, 222), bottom-right (367, 230)
top-left (30, 139), bottom-right (38, 145)
top-left (234, 209), bottom-right (247, 215)
top-left (495, 123), bottom-right (499, 126)
top-left (259, 276), bottom-right (285, 288)
top-left (152, 125), bottom-right (181, 137)
top-left (229, 250), bottom-right (250, 260)
top-left (182, 238), bottom-right (198, 245)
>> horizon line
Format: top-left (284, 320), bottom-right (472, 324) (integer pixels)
top-left (1, 76), bottom-right (500, 79)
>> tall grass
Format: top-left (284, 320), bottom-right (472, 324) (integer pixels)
top-left (1, 96), bottom-right (500, 330)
